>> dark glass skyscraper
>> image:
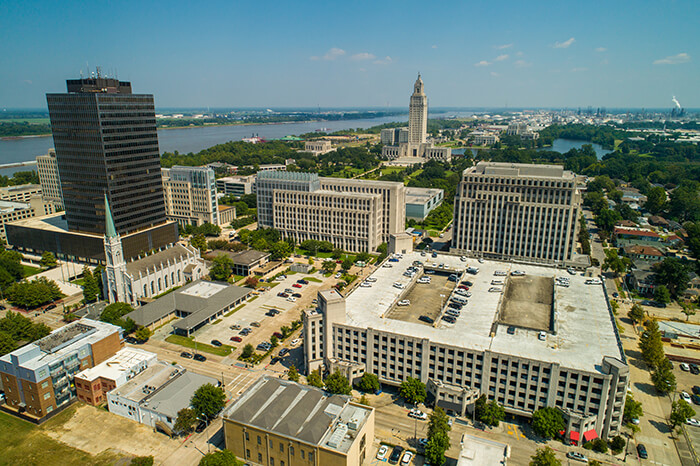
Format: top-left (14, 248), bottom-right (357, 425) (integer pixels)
top-left (47, 76), bottom-right (167, 235)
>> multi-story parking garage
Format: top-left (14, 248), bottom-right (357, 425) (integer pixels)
top-left (304, 252), bottom-right (628, 441)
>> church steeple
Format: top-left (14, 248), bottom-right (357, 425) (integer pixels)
top-left (105, 194), bottom-right (117, 238)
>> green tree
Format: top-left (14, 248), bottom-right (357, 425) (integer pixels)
top-left (644, 186), bottom-right (668, 214)
top-left (209, 255), bottom-right (234, 281)
top-left (191, 234), bottom-right (207, 253)
top-left (475, 395), bottom-right (505, 427)
top-left (399, 377), bottom-right (426, 405)
top-left (609, 435), bottom-right (626, 454)
top-left (357, 373), bottom-right (380, 393)
top-left (529, 446), bottom-right (561, 466)
top-left (639, 320), bottom-right (665, 368)
top-left (82, 266), bottom-right (100, 303)
top-left (425, 407), bottom-right (451, 466)
top-left (341, 258), bottom-right (353, 272)
top-left (6, 277), bottom-right (65, 309)
top-left (241, 344), bottom-right (254, 359)
top-left (331, 249), bottom-right (343, 260)
top-left (307, 369), bottom-right (324, 388)
top-left (654, 257), bottom-right (690, 298)
top-left (531, 407), bottom-right (566, 439)
top-left (134, 326), bottom-right (152, 342)
top-left (602, 249), bottom-right (630, 276)
top-left (623, 394), bottom-right (643, 423)
top-left (174, 407), bottom-right (197, 434)
top-left (191, 383), bottom-right (226, 420)
top-left (682, 307), bottom-right (697, 321)
top-left (269, 241), bottom-right (292, 260)
top-left (651, 358), bottom-right (676, 394)
top-left (270, 335), bottom-right (278, 348)
top-left (595, 208), bottom-right (622, 234)
top-left (0, 332), bottom-right (15, 355)
top-left (130, 457), bottom-right (154, 466)
top-left (288, 365), bottom-right (300, 382)
top-left (627, 303), bottom-right (645, 324)
top-left (590, 438), bottom-right (608, 453)
top-left (324, 370), bottom-right (352, 395)
top-left (198, 449), bottom-right (244, 466)
top-left (322, 260), bottom-right (337, 274)
top-left (670, 399), bottom-right (696, 430)
top-left (100, 302), bottom-right (134, 326)
top-left (654, 285), bottom-right (671, 305)
top-left (40, 251), bottom-right (57, 269)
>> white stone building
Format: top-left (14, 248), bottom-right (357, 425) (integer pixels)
top-left (36, 149), bottom-right (64, 209)
top-left (304, 140), bottom-right (334, 155)
top-left (162, 166), bottom-right (220, 227)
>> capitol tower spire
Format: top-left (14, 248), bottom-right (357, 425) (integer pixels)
top-left (409, 73), bottom-right (428, 145)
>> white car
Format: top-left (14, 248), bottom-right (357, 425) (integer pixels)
top-left (682, 391), bottom-right (692, 403)
top-left (366, 277), bottom-right (377, 282)
top-left (383, 263), bottom-right (393, 268)
top-left (417, 277), bottom-right (431, 284)
top-left (687, 418), bottom-right (700, 427)
top-left (681, 363), bottom-right (691, 372)
top-left (398, 300), bottom-right (410, 306)
top-left (360, 282), bottom-right (372, 288)
top-left (511, 270), bottom-right (526, 276)
top-left (460, 256), bottom-right (467, 262)
top-left (376, 445), bottom-right (389, 460)
top-left (408, 408), bottom-right (427, 420)
top-left (400, 451), bottom-right (414, 466)
top-left (287, 296), bottom-right (297, 302)
top-left (393, 282), bottom-right (405, 289)
top-left (290, 338), bottom-right (300, 346)
top-left (566, 451), bottom-right (588, 462)
top-left (538, 331), bottom-right (547, 341)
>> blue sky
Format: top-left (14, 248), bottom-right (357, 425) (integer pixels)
top-left (1, 0), bottom-right (697, 109)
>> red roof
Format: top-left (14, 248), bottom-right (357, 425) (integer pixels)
top-left (569, 431), bottom-right (580, 441)
top-left (583, 430), bottom-right (598, 442)
top-left (614, 227), bottom-right (660, 238)
top-left (624, 245), bottom-right (664, 257)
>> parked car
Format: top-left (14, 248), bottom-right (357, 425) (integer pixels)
top-left (195, 421), bottom-right (207, 433)
top-left (273, 332), bottom-right (283, 339)
top-left (507, 326), bottom-right (516, 335)
top-left (397, 300), bottom-right (410, 306)
top-left (682, 391), bottom-right (692, 403)
top-left (637, 444), bottom-right (648, 459)
top-left (419, 315), bottom-right (434, 324)
top-left (538, 331), bottom-right (547, 341)
top-left (211, 340), bottom-right (222, 347)
top-left (193, 354), bottom-right (206, 362)
top-left (230, 324), bottom-right (242, 330)
top-left (292, 293), bottom-right (302, 298)
top-left (265, 310), bottom-right (278, 317)
top-left (691, 364), bottom-right (700, 375)
top-left (408, 408), bottom-right (427, 420)
top-left (125, 336), bottom-right (138, 344)
top-left (292, 283), bottom-right (302, 288)
top-left (692, 386), bottom-right (700, 396)
top-left (681, 363), bottom-right (691, 372)
top-left (277, 292), bottom-right (289, 298)
top-left (230, 336), bottom-right (242, 342)
top-left (400, 451), bottom-right (414, 466)
top-left (297, 279), bottom-right (309, 285)
top-left (251, 321), bottom-right (261, 327)
top-left (376, 445), bottom-right (389, 460)
top-left (442, 315), bottom-right (456, 323)
top-left (287, 296), bottom-right (297, 302)
top-left (692, 394), bottom-right (700, 405)
top-left (687, 418), bottom-right (700, 427)
top-left (180, 352), bottom-right (193, 359)
top-left (290, 338), bottom-right (301, 346)
top-left (566, 451), bottom-right (588, 462)
top-left (388, 446), bottom-right (404, 465)
top-left (279, 348), bottom-right (289, 357)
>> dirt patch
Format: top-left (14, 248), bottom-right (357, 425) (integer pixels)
top-left (385, 273), bottom-right (456, 325)
top-left (43, 403), bottom-right (180, 461)
top-left (498, 276), bottom-right (553, 332)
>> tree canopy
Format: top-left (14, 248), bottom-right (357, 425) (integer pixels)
top-left (198, 450), bottom-right (244, 466)
top-left (531, 407), bottom-right (565, 439)
top-left (191, 383), bottom-right (226, 420)
top-left (357, 373), bottom-right (380, 393)
top-left (474, 395), bottom-right (505, 427)
top-left (324, 370), bottom-right (352, 395)
top-left (0, 311), bottom-right (51, 355)
top-left (425, 407), bottom-right (451, 466)
top-left (529, 446), bottom-right (561, 466)
top-left (6, 277), bottom-right (65, 309)
top-left (399, 377), bottom-right (426, 405)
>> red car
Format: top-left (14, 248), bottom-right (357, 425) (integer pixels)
top-left (273, 332), bottom-right (283, 339)
top-left (458, 285), bottom-right (470, 290)
top-left (292, 283), bottom-right (302, 288)
top-left (230, 336), bottom-right (242, 342)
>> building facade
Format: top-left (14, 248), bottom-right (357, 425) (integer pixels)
top-left (452, 162), bottom-right (581, 265)
top-left (0, 184), bottom-right (43, 203)
top-left (216, 175), bottom-right (256, 197)
top-left (256, 171), bottom-right (405, 252)
top-left (46, 75), bottom-right (167, 236)
top-left (223, 377), bottom-right (375, 466)
top-left (304, 140), bottom-right (333, 155)
top-left (36, 149), bottom-right (64, 209)
top-left (405, 187), bottom-right (444, 221)
top-left (0, 196), bottom-right (54, 240)
top-left (0, 319), bottom-right (123, 421)
top-left (162, 166), bottom-right (220, 227)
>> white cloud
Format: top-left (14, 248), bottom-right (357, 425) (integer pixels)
top-left (514, 60), bottom-right (531, 68)
top-left (474, 60), bottom-right (491, 67)
top-left (351, 52), bottom-right (376, 61)
top-left (516, 51), bottom-right (523, 57)
top-left (310, 47), bottom-right (346, 61)
top-left (495, 43), bottom-right (513, 50)
top-left (653, 52), bottom-right (691, 65)
top-left (432, 45), bottom-right (438, 49)
top-left (494, 54), bottom-right (509, 62)
top-left (595, 47), bottom-right (607, 52)
top-left (554, 37), bottom-right (575, 49)
top-left (571, 67), bottom-right (588, 72)
top-left (490, 71), bottom-right (500, 77)
top-left (373, 56), bottom-right (393, 65)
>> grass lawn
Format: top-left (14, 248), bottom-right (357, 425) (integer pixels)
top-left (380, 167), bottom-right (404, 176)
top-left (70, 278), bottom-right (86, 286)
top-left (295, 248), bottom-right (334, 259)
top-left (303, 276), bottom-right (323, 283)
top-left (165, 335), bottom-right (233, 356)
top-left (224, 303), bottom-right (247, 317)
top-left (0, 407), bottom-right (121, 465)
top-left (23, 265), bottom-right (43, 277)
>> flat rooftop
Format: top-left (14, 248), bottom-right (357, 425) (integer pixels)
top-left (468, 161), bottom-right (574, 179)
top-left (224, 377), bottom-right (371, 453)
top-left (498, 276), bottom-right (553, 332)
top-left (457, 434), bottom-right (509, 466)
top-left (405, 187), bottom-right (443, 204)
top-left (181, 281), bottom-right (228, 299)
top-left (345, 252), bottom-right (623, 373)
top-left (75, 347), bottom-right (156, 382)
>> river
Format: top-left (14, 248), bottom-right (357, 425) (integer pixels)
top-left (452, 139), bottom-right (610, 160)
top-left (0, 114), bottom-right (407, 176)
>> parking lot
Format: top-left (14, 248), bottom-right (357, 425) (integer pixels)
top-left (385, 272), bottom-right (456, 326)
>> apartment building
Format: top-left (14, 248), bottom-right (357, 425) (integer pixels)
top-left (0, 196), bottom-right (54, 240)
top-left (256, 171), bottom-right (405, 252)
top-left (223, 376), bottom-right (375, 466)
top-left (216, 174), bottom-right (256, 197)
top-left (303, 253), bottom-right (628, 440)
top-left (0, 319), bottom-right (123, 421)
top-left (162, 166), bottom-right (220, 227)
top-left (452, 162), bottom-right (581, 265)
top-left (36, 149), bottom-right (64, 209)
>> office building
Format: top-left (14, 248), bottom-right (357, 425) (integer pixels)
top-left (223, 377), bottom-right (375, 466)
top-left (303, 253), bottom-right (628, 440)
top-left (125, 280), bottom-right (252, 335)
top-left (162, 166), bottom-right (220, 227)
top-left (207, 249), bottom-right (271, 277)
top-left (304, 140), bottom-right (333, 155)
top-left (216, 175), bottom-right (256, 197)
top-left (6, 75), bottom-right (179, 261)
top-left (0, 196), bottom-right (54, 240)
top-left (0, 184), bottom-right (43, 203)
top-left (107, 361), bottom-right (218, 435)
top-left (381, 75), bottom-right (451, 162)
top-left (74, 347), bottom-right (157, 406)
top-left (452, 162), bottom-right (581, 265)
top-left (36, 149), bottom-right (64, 209)
top-left (0, 319), bottom-right (123, 421)
top-left (405, 187), bottom-right (444, 221)
top-left (103, 195), bottom-right (206, 305)
top-left (471, 131), bottom-right (500, 146)
top-left (256, 171), bottom-right (405, 252)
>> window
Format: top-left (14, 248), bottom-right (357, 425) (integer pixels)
top-left (309, 452), bottom-right (314, 461)
top-left (258, 453), bottom-right (262, 463)
top-left (246, 449), bottom-right (250, 458)
top-left (270, 459), bottom-right (274, 466)
top-left (301, 450), bottom-right (305, 459)
top-left (290, 446), bottom-right (294, 456)
top-left (245, 432), bottom-right (249, 441)
top-left (257, 436), bottom-right (261, 445)
top-left (41, 381), bottom-right (49, 389)
top-left (280, 443), bottom-right (284, 452)
top-left (43, 392), bottom-right (50, 400)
